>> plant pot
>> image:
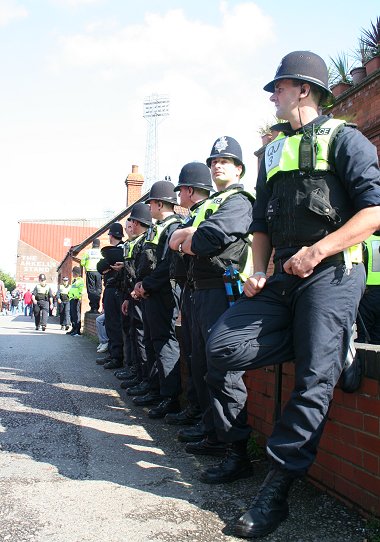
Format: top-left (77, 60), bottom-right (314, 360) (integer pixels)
top-left (364, 56), bottom-right (380, 75)
top-left (261, 133), bottom-right (273, 146)
top-left (350, 66), bottom-right (367, 84)
top-left (330, 82), bottom-right (352, 97)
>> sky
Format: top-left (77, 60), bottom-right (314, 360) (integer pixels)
top-left (0, 0), bottom-right (378, 274)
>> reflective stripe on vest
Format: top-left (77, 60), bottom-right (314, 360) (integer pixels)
top-left (82, 248), bottom-right (101, 271)
top-left (265, 118), bottom-right (346, 181)
top-left (125, 233), bottom-right (145, 259)
top-left (59, 285), bottom-right (70, 295)
top-left (365, 235), bottom-right (380, 285)
top-left (144, 216), bottom-right (179, 246)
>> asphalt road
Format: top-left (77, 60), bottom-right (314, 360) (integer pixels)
top-left (0, 314), bottom-right (371, 542)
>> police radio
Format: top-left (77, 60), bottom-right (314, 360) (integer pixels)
top-left (299, 124), bottom-right (317, 173)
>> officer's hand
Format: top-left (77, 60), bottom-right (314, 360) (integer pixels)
top-left (111, 262), bottom-right (124, 271)
top-left (57, 299), bottom-right (62, 304)
top-left (121, 300), bottom-right (129, 315)
top-left (283, 246), bottom-right (322, 278)
top-left (244, 273), bottom-right (267, 297)
top-left (133, 282), bottom-right (143, 299)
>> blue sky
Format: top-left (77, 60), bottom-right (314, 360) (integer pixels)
top-left (0, 0), bottom-right (378, 274)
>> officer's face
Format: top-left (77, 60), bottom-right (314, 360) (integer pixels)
top-left (178, 186), bottom-right (193, 209)
top-left (125, 222), bottom-right (134, 240)
top-left (148, 200), bottom-right (161, 220)
top-left (39, 280), bottom-right (46, 286)
top-left (210, 158), bottom-right (241, 185)
top-left (270, 79), bottom-right (301, 120)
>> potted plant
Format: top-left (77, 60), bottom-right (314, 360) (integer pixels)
top-left (361, 16), bottom-right (380, 75)
top-left (329, 52), bottom-right (353, 96)
top-left (257, 117), bottom-right (286, 146)
top-left (350, 39), bottom-right (371, 83)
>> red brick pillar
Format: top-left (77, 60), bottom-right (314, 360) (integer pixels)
top-left (125, 165), bottom-right (144, 207)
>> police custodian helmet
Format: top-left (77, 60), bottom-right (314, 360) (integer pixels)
top-left (128, 202), bottom-right (152, 227)
top-left (263, 50), bottom-right (334, 106)
top-left (206, 136), bottom-right (245, 178)
top-left (108, 222), bottom-right (124, 239)
top-left (145, 180), bottom-right (178, 205)
top-left (174, 162), bottom-right (214, 192)
top-left (38, 273), bottom-right (46, 281)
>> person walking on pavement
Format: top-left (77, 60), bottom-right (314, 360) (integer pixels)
top-left (56, 277), bottom-right (71, 330)
top-left (67, 267), bottom-right (84, 336)
top-left (23, 289), bottom-right (33, 317)
top-left (169, 138), bottom-right (254, 463)
top-left (203, 51), bottom-right (380, 539)
top-left (32, 274), bottom-right (53, 331)
top-left (80, 238), bottom-right (102, 313)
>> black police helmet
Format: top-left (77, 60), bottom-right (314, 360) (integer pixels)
top-left (38, 273), bottom-right (46, 281)
top-left (263, 50), bottom-right (334, 106)
top-left (145, 180), bottom-right (178, 205)
top-left (108, 222), bottom-right (124, 239)
top-left (174, 162), bottom-right (214, 192)
top-left (206, 136), bottom-right (245, 178)
top-left (128, 202), bottom-right (152, 227)
top-left (100, 245), bottom-right (124, 265)
top-left (92, 238), bottom-right (100, 247)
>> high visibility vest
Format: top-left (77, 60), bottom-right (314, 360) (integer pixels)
top-left (68, 277), bottom-right (85, 300)
top-left (265, 118), bottom-right (362, 264)
top-left (34, 284), bottom-right (50, 301)
top-left (81, 248), bottom-right (101, 271)
top-left (365, 235), bottom-right (380, 285)
top-left (124, 233), bottom-right (145, 260)
top-left (192, 188), bottom-right (255, 281)
top-left (144, 216), bottom-right (180, 246)
top-left (265, 118), bottom-right (346, 181)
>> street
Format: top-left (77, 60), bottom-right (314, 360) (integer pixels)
top-left (0, 314), bottom-right (368, 542)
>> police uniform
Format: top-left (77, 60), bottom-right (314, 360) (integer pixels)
top-left (81, 244), bottom-right (102, 312)
top-left (32, 282), bottom-right (53, 330)
top-left (67, 274), bottom-right (85, 335)
top-left (356, 233), bottom-right (380, 344)
top-left (56, 281), bottom-right (71, 329)
top-left (139, 213), bottom-right (182, 404)
top-left (206, 116), bottom-right (380, 467)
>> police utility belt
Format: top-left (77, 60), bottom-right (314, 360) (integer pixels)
top-left (274, 250), bottom-right (361, 274)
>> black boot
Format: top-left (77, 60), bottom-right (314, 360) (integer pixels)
top-left (234, 466), bottom-right (295, 539)
top-left (185, 437), bottom-right (227, 457)
top-left (126, 380), bottom-right (151, 396)
top-left (200, 441), bottom-right (253, 484)
top-left (148, 398), bottom-right (181, 419)
top-left (177, 422), bottom-right (205, 442)
top-left (165, 405), bottom-right (202, 426)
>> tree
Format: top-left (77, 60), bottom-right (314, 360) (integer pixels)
top-left (0, 270), bottom-right (16, 292)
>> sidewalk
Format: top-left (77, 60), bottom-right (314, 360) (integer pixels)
top-left (0, 315), bottom-right (372, 541)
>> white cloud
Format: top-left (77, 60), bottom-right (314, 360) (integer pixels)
top-left (0, 0), bottom-right (28, 26)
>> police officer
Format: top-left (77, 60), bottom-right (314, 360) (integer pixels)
top-left (131, 181), bottom-right (183, 419)
top-left (169, 139), bottom-right (254, 458)
top-left (67, 266), bottom-right (85, 336)
top-left (165, 162), bottom-right (214, 427)
top-left (356, 232), bottom-right (380, 344)
top-left (80, 239), bottom-right (102, 313)
top-left (56, 276), bottom-right (71, 330)
top-left (32, 274), bottom-right (53, 331)
top-left (115, 203), bottom-right (153, 386)
top-left (96, 223), bottom-right (124, 369)
top-left (203, 51), bottom-right (380, 539)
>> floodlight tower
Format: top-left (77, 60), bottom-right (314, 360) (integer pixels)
top-left (143, 93), bottom-right (170, 192)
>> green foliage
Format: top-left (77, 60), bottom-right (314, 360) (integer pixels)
top-left (366, 516), bottom-right (380, 542)
top-left (329, 52), bottom-right (353, 86)
top-left (361, 16), bottom-right (380, 58)
top-left (257, 116), bottom-right (286, 136)
top-left (351, 38), bottom-right (373, 66)
top-left (0, 270), bottom-right (16, 292)
top-left (247, 433), bottom-right (265, 460)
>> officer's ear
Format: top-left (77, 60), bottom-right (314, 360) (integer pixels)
top-left (299, 83), bottom-right (310, 98)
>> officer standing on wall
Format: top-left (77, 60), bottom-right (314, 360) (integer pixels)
top-left (165, 162), bottom-right (214, 427)
top-left (80, 239), bottom-right (102, 313)
top-left (356, 232), bottom-right (380, 344)
top-left (203, 51), bottom-right (380, 539)
top-left (131, 181), bottom-right (182, 419)
top-left (169, 138), bottom-right (254, 466)
top-left (32, 273), bottom-right (53, 331)
top-left (67, 266), bottom-right (85, 336)
top-left (56, 276), bottom-right (71, 330)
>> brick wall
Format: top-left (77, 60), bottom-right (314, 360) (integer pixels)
top-left (245, 346), bottom-right (380, 517)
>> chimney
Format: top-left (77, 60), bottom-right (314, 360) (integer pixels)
top-left (125, 165), bottom-right (144, 208)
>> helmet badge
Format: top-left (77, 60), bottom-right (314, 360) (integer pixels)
top-left (214, 136), bottom-right (229, 153)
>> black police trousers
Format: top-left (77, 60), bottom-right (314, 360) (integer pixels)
top-left (34, 300), bottom-right (49, 327)
top-left (69, 298), bottom-right (81, 333)
top-left (180, 284), bottom-right (201, 410)
top-left (59, 301), bottom-right (70, 326)
top-left (206, 261), bottom-right (366, 475)
top-left (86, 271), bottom-right (102, 312)
top-left (143, 285), bottom-right (181, 398)
top-left (191, 287), bottom-right (229, 438)
top-left (103, 286), bottom-right (123, 362)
